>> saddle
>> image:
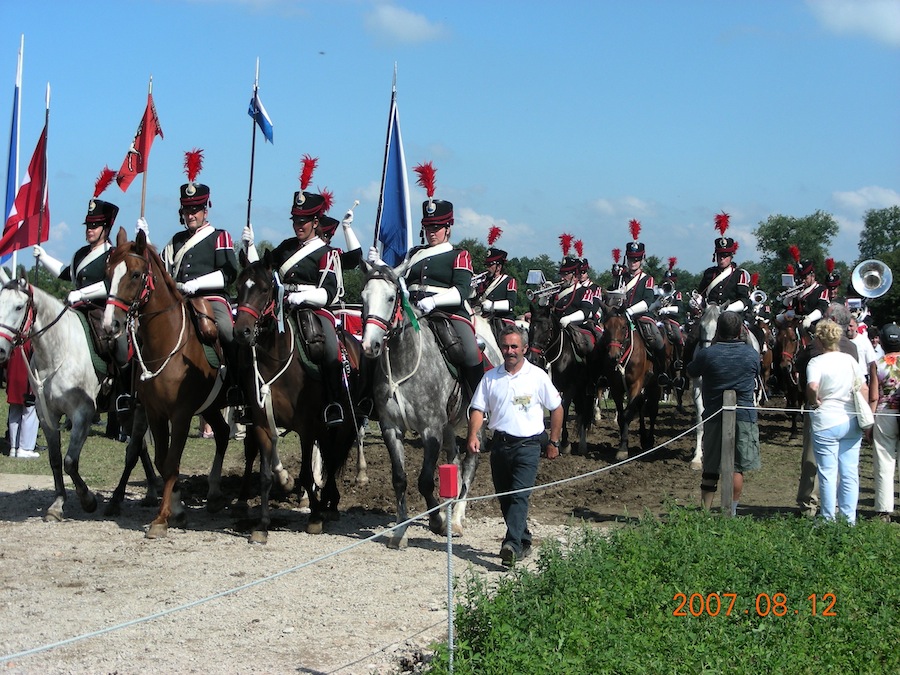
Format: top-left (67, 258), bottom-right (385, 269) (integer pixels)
top-left (74, 308), bottom-right (116, 380)
top-left (663, 317), bottom-right (684, 347)
top-left (428, 312), bottom-right (467, 367)
top-left (564, 322), bottom-right (604, 359)
top-left (636, 315), bottom-right (665, 351)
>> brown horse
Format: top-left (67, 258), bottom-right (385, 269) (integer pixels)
top-left (774, 316), bottom-right (804, 439)
top-left (232, 251), bottom-right (361, 543)
top-left (756, 317), bottom-right (776, 398)
top-left (103, 228), bottom-right (232, 538)
top-left (602, 309), bottom-right (664, 461)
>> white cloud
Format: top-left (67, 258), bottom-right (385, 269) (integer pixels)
top-left (588, 195), bottom-right (655, 219)
top-left (365, 4), bottom-right (447, 45)
top-left (832, 185), bottom-right (900, 211)
top-left (806, 0), bottom-right (900, 47)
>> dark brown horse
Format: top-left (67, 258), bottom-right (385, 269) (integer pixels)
top-left (103, 228), bottom-right (232, 538)
top-left (774, 316), bottom-right (804, 439)
top-left (601, 309), bottom-right (664, 461)
top-left (232, 251), bottom-right (361, 543)
top-left (526, 300), bottom-right (600, 455)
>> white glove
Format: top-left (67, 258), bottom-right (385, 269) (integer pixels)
top-left (181, 279), bottom-right (200, 295)
top-left (287, 291), bottom-right (309, 306)
top-left (67, 289), bottom-right (84, 305)
top-left (560, 314), bottom-right (574, 328)
top-left (658, 305), bottom-right (678, 315)
top-left (417, 296), bottom-right (437, 314)
top-left (33, 245), bottom-right (44, 259)
top-left (367, 246), bottom-right (383, 264)
top-left (342, 210), bottom-right (353, 227)
top-left (724, 300), bottom-right (746, 313)
top-left (481, 299), bottom-right (494, 312)
top-left (624, 307), bottom-right (634, 320)
top-left (242, 224), bottom-right (254, 247)
top-left (136, 217), bottom-right (149, 239)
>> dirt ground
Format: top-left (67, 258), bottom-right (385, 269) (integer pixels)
top-left (0, 399), bottom-right (883, 674)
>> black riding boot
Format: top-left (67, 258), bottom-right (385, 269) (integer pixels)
top-left (115, 362), bottom-right (134, 415)
top-left (654, 346), bottom-right (670, 387)
top-left (323, 363), bottom-right (346, 428)
top-left (463, 363), bottom-right (485, 401)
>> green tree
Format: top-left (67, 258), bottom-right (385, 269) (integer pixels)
top-left (753, 211), bottom-right (839, 289)
top-left (857, 205), bottom-right (900, 261)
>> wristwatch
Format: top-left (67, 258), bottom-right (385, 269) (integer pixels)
top-left (548, 439), bottom-right (560, 448)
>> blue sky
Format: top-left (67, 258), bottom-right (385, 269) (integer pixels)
top-left (3, 0), bottom-right (899, 277)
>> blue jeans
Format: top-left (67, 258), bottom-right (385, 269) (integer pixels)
top-left (812, 418), bottom-right (862, 524)
top-left (490, 437), bottom-right (541, 555)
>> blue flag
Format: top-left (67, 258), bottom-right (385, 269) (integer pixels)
top-left (376, 93), bottom-right (411, 267)
top-left (2, 36), bottom-right (23, 266)
top-left (248, 91), bottom-right (274, 143)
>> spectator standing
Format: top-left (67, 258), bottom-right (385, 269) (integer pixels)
top-left (869, 326), bottom-right (885, 361)
top-left (806, 320), bottom-right (868, 524)
top-left (466, 325), bottom-right (563, 567)
top-left (872, 323), bottom-right (900, 523)
top-left (6, 342), bottom-right (39, 458)
top-left (686, 311), bottom-right (761, 514)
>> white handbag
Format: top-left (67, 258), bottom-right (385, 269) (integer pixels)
top-left (852, 375), bottom-right (875, 431)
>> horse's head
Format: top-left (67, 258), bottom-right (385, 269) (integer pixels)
top-left (360, 261), bottom-right (402, 359)
top-left (234, 250), bottom-right (277, 347)
top-left (0, 275), bottom-right (33, 364)
top-left (603, 310), bottom-right (631, 362)
top-left (699, 303), bottom-right (722, 347)
top-left (526, 300), bottom-right (556, 367)
top-left (103, 227), bottom-right (155, 337)
top-left (777, 317), bottom-right (802, 373)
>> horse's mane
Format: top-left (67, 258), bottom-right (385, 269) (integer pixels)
top-left (365, 262), bottom-right (399, 285)
top-left (111, 238), bottom-right (181, 298)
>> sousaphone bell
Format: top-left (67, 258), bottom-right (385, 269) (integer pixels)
top-left (851, 259), bottom-right (892, 298)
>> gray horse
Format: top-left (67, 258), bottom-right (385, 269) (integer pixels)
top-left (360, 263), bottom-right (501, 548)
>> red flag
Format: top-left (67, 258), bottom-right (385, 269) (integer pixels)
top-left (116, 92), bottom-right (164, 192)
top-left (0, 124), bottom-right (49, 256)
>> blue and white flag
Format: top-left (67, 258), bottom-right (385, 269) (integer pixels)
top-left (2, 35), bottom-right (23, 266)
top-left (376, 90), bottom-right (411, 267)
top-left (248, 91), bottom-right (274, 144)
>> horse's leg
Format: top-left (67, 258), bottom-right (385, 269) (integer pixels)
top-left (690, 378), bottom-right (704, 470)
top-left (63, 405), bottom-right (98, 513)
top-left (418, 427), bottom-right (445, 536)
top-left (204, 409), bottom-right (231, 513)
top-left (147, 418), bottom-right (174, 538)
top-left (642, 384), bottom-right (660, 450)
top-left (353, 422), bottom-right (368, 486)
top-left (558, 393), bottom-right (573, 455)
top-left (450, 425), bottom-right (475, 537)
top-left (42, 415), bottom-right (68, 522)
top-left (249, 422), bottom-right (275, 544)
top-left (105, 407), bottom-right (155, 516)
top-left (299, 432), bottom-right (325, 534)
top-left (381, 424), bottom-right (410, 549)
top-left (234, 430), bottom-right (258, 517)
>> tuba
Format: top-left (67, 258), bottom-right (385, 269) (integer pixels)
top-left (750, 289), bottom-right (767, 306)
top-left (851, 260), bottom-right (892, 298)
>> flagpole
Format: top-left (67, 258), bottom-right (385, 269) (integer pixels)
top-left (246, 58), bottom-right (259, 231)
top-left (32, 82), bottom-right (48, 285)
top-left (139, 75), bottom-right (152, 218)
top-left (373, 63), bottom-right (398, 249)
top-left (7, 34), bottom-right (23, 275)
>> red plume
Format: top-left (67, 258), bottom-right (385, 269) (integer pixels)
top-left (825, 257), bottom-right (835, 273)
top-left (750, 272), bottom-right (760, 287)
top-left (733, 241), bottom-right (740, 253)
top-left (788, 244), bottom-right (801, 263)
top-left (299, 154), bottom-right (318, 191)
top-left (786, 263), bottom-right (795, 275)
top-left (414, 161), bottom-right (437, 198)
top-left (629, 219), bottom-right (641, 241)
top-left (93, 166), bottom-right (116, 198)
top-left (612, 248), bottom-right (621, 264)
top-left (574, 239), bottom-right (584, 257)
top-left (559, 233), bottom-right (573, 256)
top-left (487, 225), bottom-right (502, 246)
top-left (184, 148), bottom-right (204, 183)
top-left (320, 187), bottom-right (334, 213)
top-left (715, 212), bottom-right (730, 235)
top-left (668, 256), bottom-right (677, 271)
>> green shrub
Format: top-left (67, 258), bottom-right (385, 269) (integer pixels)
top-left (429, 508), bottom-right (899, 674)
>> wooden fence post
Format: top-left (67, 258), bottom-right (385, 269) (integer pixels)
top-left (720, 389), bottom-right (736, 517)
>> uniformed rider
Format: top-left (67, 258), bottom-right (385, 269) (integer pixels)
top-left (473, 226), bottom-right (517, 326)
top-left (696, 213), bottom-right (751, 314)
top-left (775, 249), bottom-right (828, 332)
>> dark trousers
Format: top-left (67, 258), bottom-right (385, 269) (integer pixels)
top-left (490, 435), bottom-right (541, 555)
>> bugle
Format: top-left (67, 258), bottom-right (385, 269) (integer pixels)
top-left (775, 284), bottom-right (805, 306)
top-left (470, 270), bottom-right (490, 288)
top-left (526, 282), bottom-right (562, 301)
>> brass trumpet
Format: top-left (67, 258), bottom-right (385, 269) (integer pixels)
top-left (526, 282), bottom-right (563, 301)
top-left (470, 270), bottom-right (490, 287)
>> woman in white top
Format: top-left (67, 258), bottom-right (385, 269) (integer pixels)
top-left (806, 319), bottom-right (869, 524)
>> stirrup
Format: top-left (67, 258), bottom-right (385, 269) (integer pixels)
top-left (657, 372), bottom-right (671, 387)
top-left (673, 359), bottom-right (683, 371)
top-left (115, 393), bottom-right (133, 415)
top-left (673, 376), bottom-right (686, 391)
top-left (356, 397), bottom-right (375, 420)
top-left (226, 386), bottom-right (244, 407)
top-left (324, 403), bottom-right (345, 428)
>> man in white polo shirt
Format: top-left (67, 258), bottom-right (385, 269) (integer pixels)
top-left (466, 325), bottom-right (563, 567)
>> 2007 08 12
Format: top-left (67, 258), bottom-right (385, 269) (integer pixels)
top-left (673, 592), bottom-right (837, 617)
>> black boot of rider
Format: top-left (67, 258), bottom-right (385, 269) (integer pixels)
top-left (654, 347), bottom-right (670, 387)
top-left (115, 362), bottom-right (135, 415)
top-left (322, 365), bottom-right (346, 428)
top-left (463, 363), bottom-right (485, 401)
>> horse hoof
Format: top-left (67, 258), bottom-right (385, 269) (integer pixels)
top-left (451, 523), bottom-right (464, 537)
top-left (353, 472), bottom-right (369, 486)
top-left (297, 495), bottom-right (310, 510)
top-left (140, 494), bottom-right (160, 507)
top-left (324, 509), bottom-right (340, 522)
top-left (82, 493), bottom-right (98, 514)
top-left (103, 502), bottom-right (121, 518)
top-left (306, 519), bottom-right (324, 535)
top-left (690, 460), bottom-right (702, 471)
top-left (44, 508), bottom-right (64, 523)
top-left (615, 450), bottom-right (628, 462)
top-left (146, 523), bottom-right (168, 539)
top-left (387, 534), bottom-right (408, 550)
top-left (249, 530), bottom-right (268, 545)
top-left (206, 495), bottom-right (227, 514)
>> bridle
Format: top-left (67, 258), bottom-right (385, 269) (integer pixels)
top-left (362, 267), bottom-right (406, 342)
top-left (606, 312), bottom-right (634, 368)
top-left (106, 251), bottom-right (155, 321)
top-left (0, 280), bottom-right (37, 348)
top-left (235, 276), bottom-right (278, 346)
